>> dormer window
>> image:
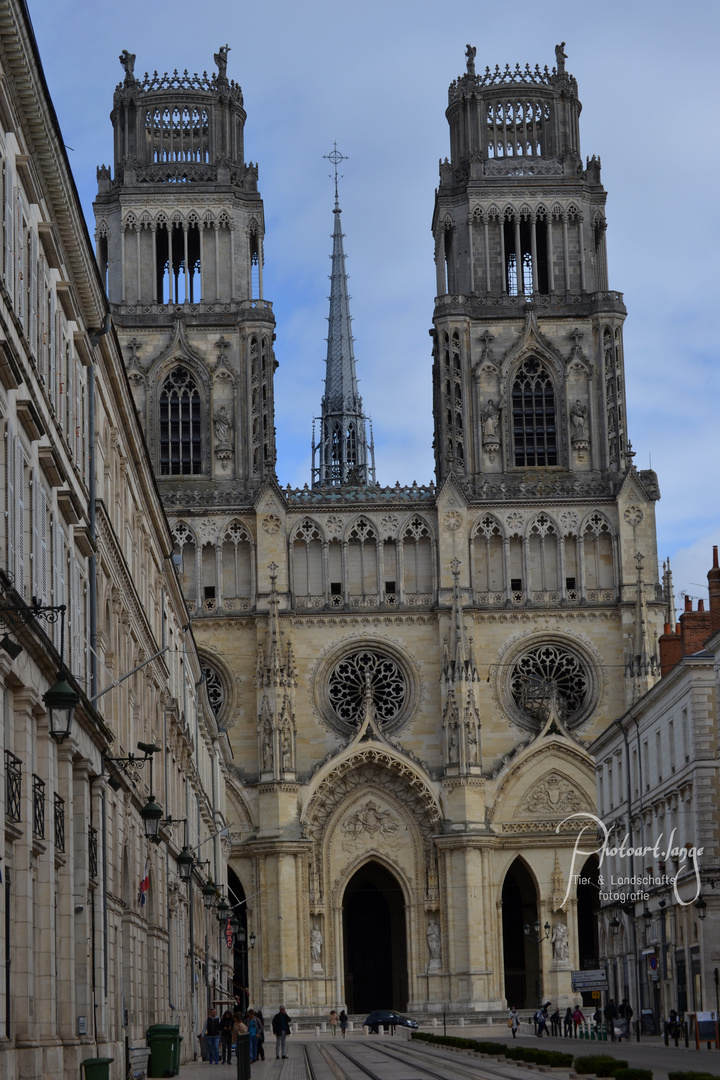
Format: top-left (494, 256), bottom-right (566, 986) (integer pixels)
top-left (159, 366), bottom-right (202, 474)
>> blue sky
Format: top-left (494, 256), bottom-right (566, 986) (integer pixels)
top-left (28, 0), bottom-right (720, 605)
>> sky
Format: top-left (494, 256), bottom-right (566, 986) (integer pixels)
top-left (26, 0), bottom-right (720, 607)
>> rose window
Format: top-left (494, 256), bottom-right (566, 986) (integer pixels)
top-left (509, 643), bottom-right (590, 728)
top-left (327, 649), bottom-right (407, 730)
top-left (202, 663), bottom-right (226, 718)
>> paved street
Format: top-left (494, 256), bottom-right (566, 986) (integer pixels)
top-left (175, 1025), bottom-right (720, 1080)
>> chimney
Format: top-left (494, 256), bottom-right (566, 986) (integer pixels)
top-left (708, 545), bottom-right (720, 636)
top-left (659, 624), bottom-right (683, 678)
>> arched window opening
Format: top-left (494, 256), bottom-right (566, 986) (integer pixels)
top-left (402, 517), bottom-right (433, 601)
top-left (472, 516), bottom-right (503, 602)
top-left (159, 367), bottom-right (202, 475)
top-left (512, 358), bottom-right (557, 466)
top-left (222, 521), bottom-right (252, 608)
top-left (583, 514), bottom-right (614, 595)
top-left (347, 518), bottom-right (378, 602)
top-left (504, 218), bottom-right (548, 296)
top-left (292, 519), bottom-right (323, 603)
top-left (528, 515), bottom-right (559, 600)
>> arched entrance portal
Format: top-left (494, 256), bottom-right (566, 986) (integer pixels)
top-left (342, 862), bottom-right (407, 1014)
top-left (228, 869), bottom-right (247, 1010)
top-left (502, 858), bottom-right (539, 1009)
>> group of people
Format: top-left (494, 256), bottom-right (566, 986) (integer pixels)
top-left (327, 1009), bottom-right (349, 1037)
top-left (201, 1003), bottom-right (293, 1063)
top-left (508, 999), bottom-right (633, 1040)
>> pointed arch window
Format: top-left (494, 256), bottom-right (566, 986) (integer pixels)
top-left (159, 366), bottom-right (202, 474)
top-left (512, 358), bottom-right (557, 466)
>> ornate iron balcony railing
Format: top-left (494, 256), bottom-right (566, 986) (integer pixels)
top-left (32, 774), bottom-right (45, 838)
top-left (4, 750), bottom-right (21, 822)
top-left (54, 793), bottom-right (65, 852)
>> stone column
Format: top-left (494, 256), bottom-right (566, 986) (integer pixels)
top-left (562, 214), bottom-right (570, 294)
top-left (530, 215), bottom-right (538, 293)
top-left (547, 214), bottom-right (555, 292)
top-left (514, 216), bottom-right (523, 295)
top-left (483, 218), bottom-right (491, 293)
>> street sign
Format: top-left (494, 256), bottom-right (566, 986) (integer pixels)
top-left (571, 969), bottom-right (609, 992)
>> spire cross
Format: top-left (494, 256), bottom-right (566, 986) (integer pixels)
top-left (323, 142), bottom-right (348, 203)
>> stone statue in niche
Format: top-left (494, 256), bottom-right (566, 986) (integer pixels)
top-left (552, 922), bottom-right (569, 961)
top-left (465, 44), bottom-right (476, 77)
top-left (281, 727), bottom-right (292, 771)
top-left (310, 926), bottom-right (323, 968)
top-left (481, 399), bottom-right (501, 461)
top-left (427, 920), bottom-right (441, 970)
top-left (571, 400), bottom-right (589, 453)
top-left (213, 406), bottom-right (232, 447)
top-left (448, 723), bottom-right (459, 763)
top-left (261, 720), bottom-right (273, 772)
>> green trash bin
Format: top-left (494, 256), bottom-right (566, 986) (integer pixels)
top-left (81, 1058), bottom-right (114, 1080)
top-left (172, 1034), bottom-right (183, 1074)
top-left (147, 1024), bottom-right (180, 1078)
top-left (235, 1032), bottom-right (251, 1080)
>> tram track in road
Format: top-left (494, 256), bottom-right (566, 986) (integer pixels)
top-left (304, 1036), bottom-right (538, 1080)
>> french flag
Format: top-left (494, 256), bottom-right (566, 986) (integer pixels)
top-left (139, 861), bottom-right (149, 906)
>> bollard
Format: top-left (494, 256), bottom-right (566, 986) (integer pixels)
top-left (488, 1016), bottom-right (493, 1026)
top-left (315, 1026), bottom-right (320, 1038)
top-left (432, 1018), bottom-right (437, 1028)
top-left (348, 1022), bottom-right (354, 1032)
top-left (459, 1017), bottom-right (465, 1028)
top-left (363, 1025), bottom-right (369, 1036)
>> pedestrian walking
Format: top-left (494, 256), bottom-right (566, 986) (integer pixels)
top-left (272, 1004), bottom-right (291, 1059)
top-left (563, 1007), bottom-right (573, 1037)
top-left (328, 1009), bottom-right (339, 1037)
top-left (536, 1005), bottom-right (549, 1037)
top-left (572, 1006), bottom-right (585, 1038)
top-left (246, 1009), bottom-right (259, 1063)
top-left (202, 1008), bottom-right (221, 1065)
top-left (339, 1010), bottom-right (348, 1038)
top-left (219, 1010), bottom-right (234, 1064)
top-left (508, 1006), bottom-right (519, 1038)
top-left (256, 1010), bottom-right (266, 1061)
top-left (603, 999), bottom-right (617, 1041)
top-left (550, 1009), bottom-right (561, 1037)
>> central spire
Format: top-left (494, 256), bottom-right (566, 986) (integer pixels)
top-left (312, 144), bottom-right (375, 487)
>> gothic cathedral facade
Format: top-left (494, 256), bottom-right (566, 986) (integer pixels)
top-left (95, 44), bottom-right (666, 1014)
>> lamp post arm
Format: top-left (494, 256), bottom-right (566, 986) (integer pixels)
top-left (90, 645), bottom-right (169, 702)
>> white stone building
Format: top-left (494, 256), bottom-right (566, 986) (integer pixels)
top-left (0, 4), bottom-right (230, 1079)
top-left (590, 551), bottom-right (720, 1029)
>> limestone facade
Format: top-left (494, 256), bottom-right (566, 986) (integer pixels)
top-left (96, 43), bottom-right (669, 1018)
top-left (0, 6), bottom-right (229, 1080)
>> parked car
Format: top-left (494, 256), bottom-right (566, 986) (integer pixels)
top-left (363, 1010), bottom-right (419, 1033)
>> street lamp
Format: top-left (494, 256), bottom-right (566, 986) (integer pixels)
top-left (44, 670), bottom-right (79, 743)
top-left (202, 879), bottom-right (218, 910)
top-left (642, 907), bottom-right (653, 927)
top-left (140, 794), bottom-right (163, 840)
top-left (610, 916), bottom-right (621, 936)
top-left (177, 846), bottom-right (194, 882)
top-left (695, 895), bottom-right (707, 921)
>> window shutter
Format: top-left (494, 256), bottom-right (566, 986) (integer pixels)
top-left (15, 191), bottom-right (22, 321)
top-left (4, 161), bottom-right (13, 302)
top-left (70, 555), bottom-right (80, 673)
top-left (15, 441), bottom-right (25, 597)
top-left (31, 470), bottom-right (39, 598)
top-left (75, 357), bottom-right (81, 470)
top-left (39, 486), bottom-right (48, 604)
top-left (29, 229), bottom-right (37, 358)
top-left (49, 289), bottom-right (56, 411)
top-left (6, 421), bottom-right (14, 576)
top-left (53, 523), bottom-right (66, 652)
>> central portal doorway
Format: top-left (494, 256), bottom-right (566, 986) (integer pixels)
top-left (342, 861), bottom-right (407, 1014)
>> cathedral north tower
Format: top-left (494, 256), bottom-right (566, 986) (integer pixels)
top-left (94, 47), bottom-right (276, 511)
